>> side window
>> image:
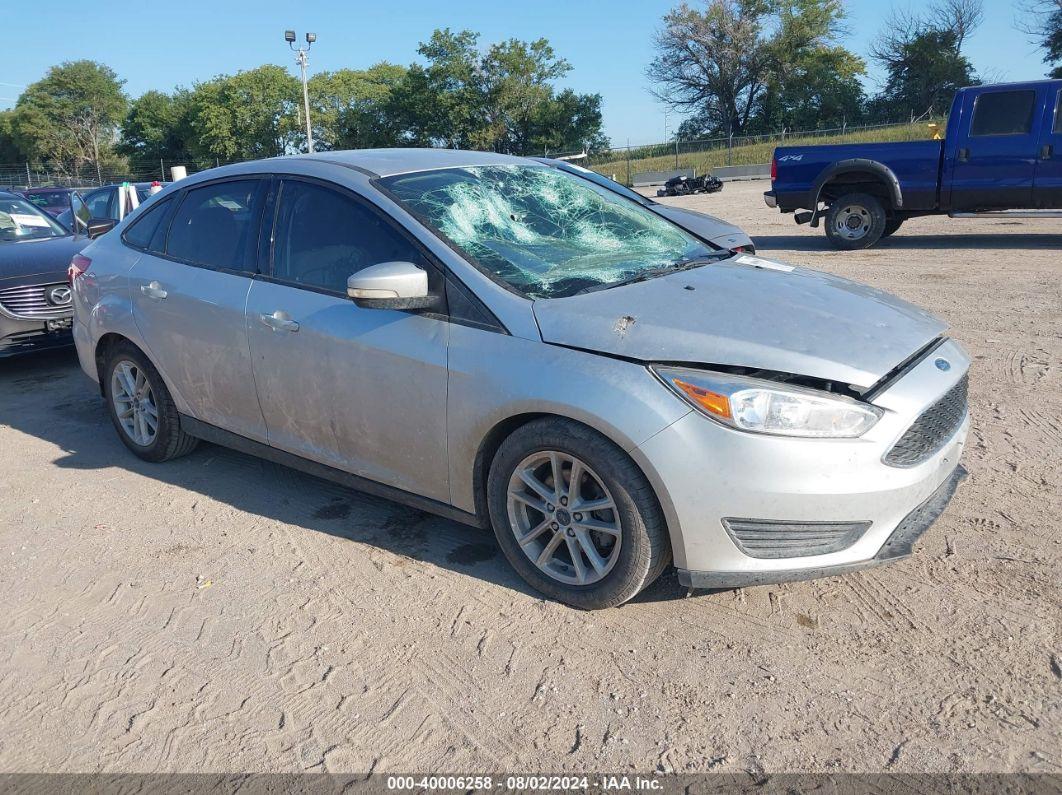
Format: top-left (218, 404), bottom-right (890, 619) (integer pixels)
top-left (84, 188), bottom-right (113, 219)
top-left (272, 179), bottom-right (428, 294)
top-left (970, 91), bottom-right (1036, 137)
top-left (122, 198), bottom-right (172, 250)
top-left (1054, 91), bottom-right (1062, 134)
top-left (167, 180), bottom-right (262, 271)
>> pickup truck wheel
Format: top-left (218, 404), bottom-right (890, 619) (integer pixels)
top-left (824, 193), bottom-right (886, 249)
top-left (882, 218), bottom-right (904, 238)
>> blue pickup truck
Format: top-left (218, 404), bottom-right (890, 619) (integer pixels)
top-left (764, 80), bottom-right (1062, 248)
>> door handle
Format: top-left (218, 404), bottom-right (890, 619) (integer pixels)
top-left (140, 281), bottom-right (167, 300)
top-left (1041, 144), bottom-right (1054, 160)
top-left (259, 310), bottom-right (300, 333)
top-left (957, 147), bottom-right (970, 163)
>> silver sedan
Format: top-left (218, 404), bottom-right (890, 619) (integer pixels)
top-left (71, 149), bottom-right (968, 608)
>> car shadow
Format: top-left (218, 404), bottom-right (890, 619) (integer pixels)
top-left (1, 350), bottom-right (694, 607)
top-left (752, 232), bottom-right (1062, 252)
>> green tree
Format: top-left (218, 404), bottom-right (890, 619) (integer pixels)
top-left (394, 28), bottom-right (606, 154)
top-left (308, 63), bottom-right (408, 150)
top-left (187, 66), bottom-right (300, 160)
top-left (1019, 1), bottom-right (1062, 78)
top-left (0, 111), bottom-right (24, 163)
top-left (869, 0), bottom-right (981, 120)
top-left (10, 60), bottom-right (127, 178)
top-left (648, 0), bottom-right (864, 138)
top-left (119, 89), bottom-right (194, 161)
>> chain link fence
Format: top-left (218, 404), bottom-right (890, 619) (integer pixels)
top-left (554, 119), bottom-right (939, 184)
top-left (2, 118), bottom-right (940, 190)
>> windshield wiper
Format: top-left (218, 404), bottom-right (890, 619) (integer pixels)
top-left (575, 250), bottom-right (733, 295)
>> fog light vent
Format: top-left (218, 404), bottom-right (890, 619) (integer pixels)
top-left (722, 519), bottom-right (871, 559)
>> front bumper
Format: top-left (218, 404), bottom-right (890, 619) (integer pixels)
top-left (630, 338), bottom-right (970, 587)
top-left (677, 464), bottom-right (966, 588)
top-left (0, 313), bottom-right (73, 358)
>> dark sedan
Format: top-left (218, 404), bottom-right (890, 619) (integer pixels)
top-left (0, 191), bottom-right (88, 357)
top-left (20, 187), bottom-right (84, 218)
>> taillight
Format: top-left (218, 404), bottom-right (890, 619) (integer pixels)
top-left (68, 253), bottom-right (92, 283)
top-left (770, 157), bottom-right (777, 181)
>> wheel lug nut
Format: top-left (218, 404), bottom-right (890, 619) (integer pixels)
top-left (550, 522), bottom-right (559, 530)
top-left (574, 513), bottom-right (582, 521)
top-left (546, 504), bottom-right (554, 512)
top-left (560, 496), bottom-right (567, 506)
top-left (566, 528), bottom-right (575, 537)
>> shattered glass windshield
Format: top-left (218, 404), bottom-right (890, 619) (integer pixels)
top-left (381, 165), bottom-right (715, 299)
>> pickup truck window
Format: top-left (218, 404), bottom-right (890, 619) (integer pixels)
top-left (970, 90), bottom-right (1036, 137)
top-left (1054, 91), bottom-right (1062, 134)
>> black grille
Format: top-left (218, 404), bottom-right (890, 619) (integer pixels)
top-left (722, 519), bottom-right (870, 559)
top-left (0, 283), bottom-right (72, 320)
top-left (884, 374), bottom-right (968, 468)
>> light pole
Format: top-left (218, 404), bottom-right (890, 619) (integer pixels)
top-left (285, 30), bottom-right (316, 153)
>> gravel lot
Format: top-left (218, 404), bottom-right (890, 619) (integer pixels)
top-left (0, 179), bottom-right (1058, 774)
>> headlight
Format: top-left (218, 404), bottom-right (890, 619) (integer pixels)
top-left (652, 366), bottom-right (882, 438)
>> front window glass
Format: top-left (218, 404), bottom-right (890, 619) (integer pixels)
top-left (382, 165), bottom-right (713, 299)
top-left (272, 180), bottom-right (426, 294)
top-left (0, 196), bottom-right (68, 242)
top-left (24, 191), bottom-right (71, 212)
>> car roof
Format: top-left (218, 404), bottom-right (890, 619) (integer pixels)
top-left (299, 147), bottom-right (531, 177)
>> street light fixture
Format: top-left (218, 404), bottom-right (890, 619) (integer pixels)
top-left (285, 29), bottom-right (316, 153)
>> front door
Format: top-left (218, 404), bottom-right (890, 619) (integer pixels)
top-left (246, 177), bottom-right (450, 502)
top-left (129, 178), bottom-right (268, 442)
top-left (1033, 84), bottom-right (1062, 208)
top-left (949, 87), bottom-right (1045, 210)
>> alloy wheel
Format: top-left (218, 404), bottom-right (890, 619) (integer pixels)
top-left (505, 450), bottom-right (621, 586)
top-left (111, 360), bottom-right (159, 446)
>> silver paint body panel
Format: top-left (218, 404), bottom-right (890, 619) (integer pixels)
top-left (73, 149), bottom-right (969, 587)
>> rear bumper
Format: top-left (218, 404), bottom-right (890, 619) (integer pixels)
top-left (677, 464), bottom-right (967, 589)
top-left (763, 190), bottom-right (777, 208)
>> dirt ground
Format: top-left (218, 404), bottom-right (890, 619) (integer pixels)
top-left (0, 179), bottom-right (1058, 775)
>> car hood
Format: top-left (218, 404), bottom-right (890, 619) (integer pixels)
top-left (650, 204), bottom-right (753, 251)
top-left (532, 255), bottom-right (947, 389)
top-left (0, 235), bottom-right (85, 286)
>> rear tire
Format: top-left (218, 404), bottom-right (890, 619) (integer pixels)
top-left (882, 218), bottom-right (904, 238)
top-left (487, 418), bottom-right (671, 609)
top-left (103, 341), bottom-right (198, 463)
top-left (824, 192), bottom-right (887, 250)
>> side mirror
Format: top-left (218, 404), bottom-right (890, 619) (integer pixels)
top-left (87, 218), bottom-right (117, 239)
top-left (347, 261), bottom-right (441, 311)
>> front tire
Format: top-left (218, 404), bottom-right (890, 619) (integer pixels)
top-left (487, 418), bottom-right (670, 609)
top-left (824, 192), bottom-right (887, 250)
top-left (103, 342), bottom-right (198, 462)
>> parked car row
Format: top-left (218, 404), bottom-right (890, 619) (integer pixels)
top-left (57, 149), bottom-right (969, 609)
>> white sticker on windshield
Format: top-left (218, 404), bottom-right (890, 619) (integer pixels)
top-left (10, 213), bottom-right (50, 228)
top-left (734, 253), bottom-right (794, 272)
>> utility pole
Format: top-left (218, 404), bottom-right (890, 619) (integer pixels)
top-left (285, 30), bottom-right (317, 153)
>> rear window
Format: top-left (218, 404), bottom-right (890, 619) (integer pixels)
top-left (166, 180), bottom-right (262, 271)
top-left (122, 198), bottom-right (172, 250)
top-left (970, 91), bottom-right (1036, 137)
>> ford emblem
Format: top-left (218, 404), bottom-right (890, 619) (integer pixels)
top-left (934, 358), bottom-right (951, 372)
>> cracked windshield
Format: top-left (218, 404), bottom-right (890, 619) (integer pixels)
top-left (382, 165), bottom-right (715, 299)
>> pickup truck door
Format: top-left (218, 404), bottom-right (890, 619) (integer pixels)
top-left (948, 87), bottom-right (1046, 210)
top-left (1033, 85), bottom-right (1062, 209)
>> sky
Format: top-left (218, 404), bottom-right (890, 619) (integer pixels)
top-left (6, 0), bottom-right (1053, 147)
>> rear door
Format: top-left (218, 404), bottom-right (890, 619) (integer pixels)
top-left (245, 176), bottom-right (450, 501)
top-left (949, 87), bottom-right (1045, 210)
top-left (128, 177), bottom-right (269, 442)
top-left (1033, 84), bottom-right (1062, 208)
